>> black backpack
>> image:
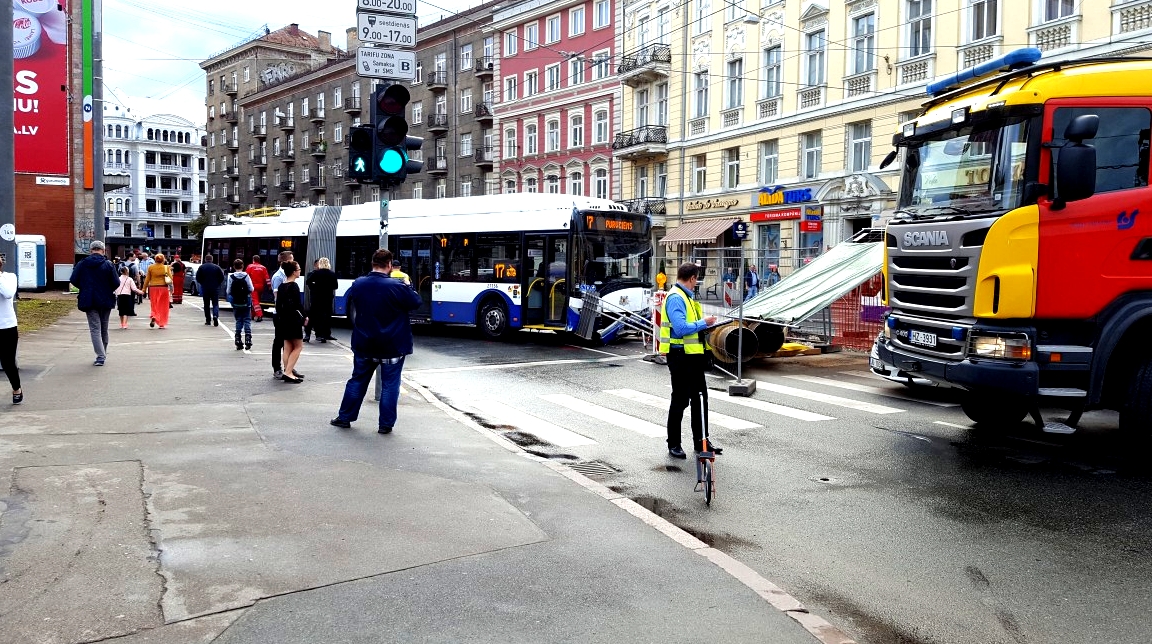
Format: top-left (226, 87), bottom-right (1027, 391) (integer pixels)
top-left (229, 273), bottom-right (251, 304)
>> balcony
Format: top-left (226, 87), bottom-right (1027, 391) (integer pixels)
top-left (757, 96), bottom-right (781, 120)
top-left (474, 103), bottom-right (494, 122)
top-left (222, 165), bottom-right (238, 177)
top-left (308, 108), bottom-right (325, 123)
top-left (277, 151), bottom-right (295, 164)
top-left (474, 56), bottom-right (494, 77)
top-left (426, 156), bottom-right (449, 174)
top-left (279, 181), bottom-right (295, 193)
top-left (618, 43), bottom-right (671, 87)
top-left (427, 71), bottom-right (448, 90)
top-left (223, 83), bottom-right (237, 96)
top-left (343, 96), bottom-right (362, 114)
top-left (249, 186), bottom-right (268, 200)
top-left (797, 85), bottom-right (825, 110)
top-left (277, 117), bottom-right (295, 131)
top-left (309, 141), bottom-right (327, 157)
top-left (224, 110), bottom-right (238, 124)
top-left (473, 146), bottom-right (494, 167)
top-left (620, 197), bottom-right (667, 218)
top-left (225, 139), bottom-right (239, 151)
top-left (144, 163), bottom-right (182, 173)
top-left (611, 125), bottom-right (668, 160)
top-left (228, 194), bottom-right (240, 204)
top-left (145, 187), bottom-right (184, 197)
top-left (251, 155), bottom-right (268, 168)
top-left (720, 107), bottom-right (742, 129)
top-left (251, 124), bottom-right (267, 138)
top-left (895, 56), bottom-right (934, 86)
top-left (309, 177), bottom-right (326, 191)
top-left (426, 113), bottom-right (449, 133)
top-left (844, 71), bottom-right (877, 100)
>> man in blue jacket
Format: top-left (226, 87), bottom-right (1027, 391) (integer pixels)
top-left (195, 255), bottom-right (226, 326)
top-left (70, 241), bottom-right (119, 366)
top-left (330, 248), bottom-right (422, 434)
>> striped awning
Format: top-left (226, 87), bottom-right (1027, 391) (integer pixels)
top-left (659, 218), bottom-right (738, 246)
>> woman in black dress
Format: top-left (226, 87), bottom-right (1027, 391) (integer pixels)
top-left (275, 261), bottom-right (307, 383)
top-left (305, 257), bottom-right (338, 342)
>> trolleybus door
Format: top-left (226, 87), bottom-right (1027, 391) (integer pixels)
top-left (524, 233), bottom-right (569, 326)
top-left (397, 236), bottom-right (434, 319)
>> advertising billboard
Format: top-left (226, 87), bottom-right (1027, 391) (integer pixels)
top-left (12, 0), bottom-right (70, 175)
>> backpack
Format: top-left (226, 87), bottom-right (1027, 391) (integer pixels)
top-left (229, 273), bottom-right (251, 305)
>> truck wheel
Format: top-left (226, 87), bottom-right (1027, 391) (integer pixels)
top-left (478, 300), bottom-right (509, 339)
top-left (1120, 355), bottom-right (1152, 436)
top-left (961, 394), bottom-right (1028, 426)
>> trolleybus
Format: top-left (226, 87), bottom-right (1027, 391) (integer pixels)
top-left (201, 194), bottom-right (654, 341)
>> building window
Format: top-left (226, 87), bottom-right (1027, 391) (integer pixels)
top-left (460, 133), bottom-right (473, 156)
top-left (907, 0), bottom-right (933, 57)
top-left (594, 0), bottom-right (610, 28)
top-left (504, 76), bottom-right (518, 102)
top-left (693, 0), bottom-right (711, 35)
top-left (569, 58), bottom-right (585, 85)
top-left (759, 140), bottom-right (778, 184)
top-left (525, 22), bottom-right (539, 50)
top-left (725, 0), bottom-right (745, 23)
top-left (436, 179), bottom-right (447, 198)
top-left (412, 100), bottom-right (423, 124)
top-left (722, 147), bottom-right (740, 189)
top-left (546, 120), bottom-right (560, 152)
top-left (848, 121), bottom-right (872, 172)
top-left (546, 15), bottom-right (561, 43)
top-left (570, 114), bottom-right (584, 148)
top-left (412, 182), bottom-right (422, 199)
top-left (805, 30), bottom-right (826, 85)
top-left (593, 109), bottom-right (609, 144)
top-left (692, 154), bottom-right (707, 193)
top-left (1044, 0), bottom-right (1073, 21)
top-left (524, 71), bottom-right (538, 97)
top-left (570, 6), bottom-right (585, 36)
top-left (460, 43), bottom-right (473, 70)
top-left (414, 65), bottom-right (423, 84)
top-left (434, 52), bottom-right (447, 72)
top-left (656, 83), bottom-right (669, 125)
top-left (505, 127), bottom-right (517, 157)
top-left (593, 168), bottom-right (608, 199)
top-left (525, 176), bottom-right (538, 193)
top-left (460, 175), bottom-right (473, 196)
top-left (525, 123), bottom-right (538, 154)
top-left (656, 162), bottom-right (667, 196)
top-left (636, 89), bottom-right (649, 127)
top-left (761, 46), bottom-right (782, 98)
top-left (545, 64), bottom-right (561, 92)
top-left (461, 88), bottom-right (473, 113)
top-left (851, 13), bottom-right (876, 74)
top-left (969, 0), bottom-right (998, 40)
top-left (802, 131), bottom-right (822, 179)
top-left (546, 174), bottom-right (560, 193)
top-left (635, 166), bottom-right (648, 197)
top-left (592, 51), bottom-right (611, 79)
top-left (694, 72), bottom-right (709, 118)
top-left (505, 179), bottom-right (517, 194)
top-left (504, 29), bottom-right (518, 55)
top-left (569, 171), bottom-right (584, 196)
top-left (725, 59), bottom-right (743, 110)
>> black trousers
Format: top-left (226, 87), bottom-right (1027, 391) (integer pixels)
top-left (666, 350), bottom-right (706, 451)
top-left (271, 312), bottom-right (284, 371)
top-left (0, 326), bottom-right (19, 391)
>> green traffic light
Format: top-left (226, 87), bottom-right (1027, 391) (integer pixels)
top-left (353, 157), bottom-right (366, 173)
top-left (379, 148), bottom-right (405, 174)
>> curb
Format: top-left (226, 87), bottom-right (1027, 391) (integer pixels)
top-left (405, 378), bottom-right (859, 644)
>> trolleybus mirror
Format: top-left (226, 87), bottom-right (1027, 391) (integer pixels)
top-left (879, 149), bottom-right (898, 170)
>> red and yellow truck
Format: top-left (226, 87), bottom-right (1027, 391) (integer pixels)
top-left (876, 49), bottom-right (1152, 433)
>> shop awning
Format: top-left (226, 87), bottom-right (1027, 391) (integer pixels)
top-left (659, 218), bottom-right (738, 246)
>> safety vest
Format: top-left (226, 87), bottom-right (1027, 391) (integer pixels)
top-left (658, 286), bottom-right (709, 355)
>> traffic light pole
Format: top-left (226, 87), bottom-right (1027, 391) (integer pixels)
top-left (374, 186), bottom-right (394, 403)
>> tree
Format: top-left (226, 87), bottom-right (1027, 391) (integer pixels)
top-left (187, 212), bottom-right (213, 240)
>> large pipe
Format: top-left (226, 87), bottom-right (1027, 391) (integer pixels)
top-left (708, 322), bottom-right (758, 364)
top-left (748, 321), bottom-right (786, 356)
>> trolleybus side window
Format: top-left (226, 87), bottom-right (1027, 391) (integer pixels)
top-left (475, 233), bottom-right (522, 283)
top-left (437, 234), bottom-right (473, 281)
top-left (336, 235), bottom-right (377, 279)
top-left (1052, 107), bottom-right (1151, 193)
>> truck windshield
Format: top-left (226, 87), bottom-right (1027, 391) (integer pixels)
top-left (899, 115), bottom-right (1033, 217)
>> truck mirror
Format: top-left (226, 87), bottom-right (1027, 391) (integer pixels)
top-left (1053, 143), bottom-right (1096, 209)
top-left (1064, 114), bottom-right (1099, 143)
top-left (879, 149), bottom-right (898, 170)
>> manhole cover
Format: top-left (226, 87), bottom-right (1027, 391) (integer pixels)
top-left (568, 460), bottom-right (617, 478)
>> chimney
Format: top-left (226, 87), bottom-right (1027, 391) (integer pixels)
top-left (318, 30), bottom-right (331, 50)
top-left (346, 27), bottom-right (361, 53)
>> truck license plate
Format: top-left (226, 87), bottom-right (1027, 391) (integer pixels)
top-left (910, 330), bottom-right (937, 348)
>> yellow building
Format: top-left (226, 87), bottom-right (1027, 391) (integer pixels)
top-left (613, 0), bottom-right (1152, 279)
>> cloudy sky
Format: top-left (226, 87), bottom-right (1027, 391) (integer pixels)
top-left (102, 0), bottom-right (476, 125)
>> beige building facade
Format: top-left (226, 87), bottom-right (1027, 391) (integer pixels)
top-left (614, 0), bottom-right (1152, 275)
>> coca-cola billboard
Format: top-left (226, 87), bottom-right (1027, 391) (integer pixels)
top-left (12, 0), bottom-right (70, 175)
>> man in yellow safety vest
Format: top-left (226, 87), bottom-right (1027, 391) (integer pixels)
top-left (659, 262), bottom-right (720, 459)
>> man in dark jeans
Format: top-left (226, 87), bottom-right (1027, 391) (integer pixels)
top-left (330, 248), bottom-right (421, 434)
top-left (195, 255), bottom-right (226, 326)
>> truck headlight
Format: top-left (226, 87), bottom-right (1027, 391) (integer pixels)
top-left (969, 332), bottom-right (1031, 360)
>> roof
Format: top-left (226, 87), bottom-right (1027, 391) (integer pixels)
top-left (659, 219), bottom-right (738, 246)
top-left (260, 24), bottom-right (338, 53)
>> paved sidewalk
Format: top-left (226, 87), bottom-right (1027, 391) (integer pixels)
top-left (0, 304), bottom-right (851, 644)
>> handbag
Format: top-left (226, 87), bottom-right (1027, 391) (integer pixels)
top-left (163, 267), bottom-right (173, 286)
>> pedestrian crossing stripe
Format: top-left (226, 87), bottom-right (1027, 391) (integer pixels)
top-left (787, 374), bottom-right (958, 408)
top-left (754, 380), bottom-right (904, 415)
top-left (467, 398), bottom-right (598, 447)
top-left (707, 390), bottom-right (835, 422)
top-left (540, 393), bottom-right (666, 438)
top-left (604, 389), bottom-right (761, 430)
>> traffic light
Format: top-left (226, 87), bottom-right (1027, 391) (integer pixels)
top-left (347, 125), bottom-right (374, 182)
top-left (371, 83), bottom-right (423, 186)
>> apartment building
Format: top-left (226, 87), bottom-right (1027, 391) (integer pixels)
top-left (615, 0), bottom-right (1152, 273)
top-left (399, 0), bottom-right (504, 200)
top-left (492, 0), bottom-right (622, 200)
top-left (101, 102), bottom-right (207, 259)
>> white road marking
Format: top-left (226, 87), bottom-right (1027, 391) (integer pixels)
top-left (933, 421), bottom-right (969, 429)
top-left (755, 380), bottom-right (904, 415)
top-left (783, 374), bottom-right (958, 408)
top-left (540, 393), bottom-right (665, 438)
top-left (605, 388), bottom-right (761, 430)
top-left (409, 354), bottom-right (644, 375)
top-left (468, 399), bottom-right (598, 447)
top-left (712, 393), bottom-right (835, 422)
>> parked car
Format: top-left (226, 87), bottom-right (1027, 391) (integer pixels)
top-left (182, 262), bottom-right (202, 296)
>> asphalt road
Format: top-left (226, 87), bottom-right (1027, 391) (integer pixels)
top-left (395, 325), bottom-right (1152, 644)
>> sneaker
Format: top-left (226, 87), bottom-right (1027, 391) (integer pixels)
top-left (235, 343), bottom-right (243, 351)
top-left (378, 426), bottom-right (393, 434)
top-left (244, 343), bottom-right (252, 351)
top-left (204, 320), bottom-right (212, 326)
top-left (12, 391), bottom-right (22, 405)
top-left (94, 357), bottom-right (105, 366)
top-left (213, 317), bottom-right (219, 327)
top-left (330, 418), bottom-right (351, 429)
top-left (273, 370), bottom-right (284, 379)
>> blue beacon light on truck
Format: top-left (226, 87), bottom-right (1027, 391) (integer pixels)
top-left (926, 48), bottom-right (1043, 97)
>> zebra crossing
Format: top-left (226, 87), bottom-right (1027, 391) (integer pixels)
top-left (452, 371), bottom-right (957, 449)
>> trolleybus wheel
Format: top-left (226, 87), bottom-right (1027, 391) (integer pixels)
top-left (478, 300), bottom-right (509, 339)
top-left (960, 393), bottom-right (1028, 427)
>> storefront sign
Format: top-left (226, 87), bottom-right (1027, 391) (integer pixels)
top-left (803, 205), bottom-right (823, 218)
top-left (750, 208), bottom-right (802, 222)
top-left (731, 221), bottom-right (749, 240)
top-left (758, 185), bottom-right (814, 207)
top-left (800, 220), bottom-right (823, 232)
top-left (686, 197), bottom-right (741, 212)
top-left (14, 0), bottom-right (70, 175)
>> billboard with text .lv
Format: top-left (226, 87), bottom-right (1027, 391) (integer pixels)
top-left (12, 0), bottom-right (70, 175)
